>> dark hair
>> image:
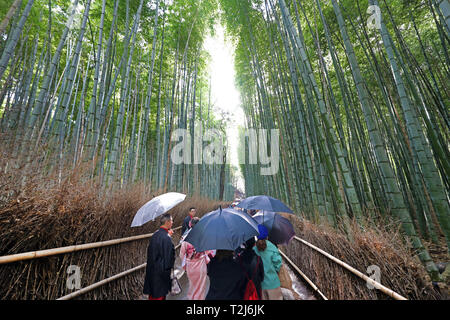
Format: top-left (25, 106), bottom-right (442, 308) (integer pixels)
top-left (245, 237), bottom-right (256, 250)
top-left (256, 239), bottom-right (267, 252)
top-left (189, 207), bottom-right (196, 211)
top-left (215, 250), bottom-right (234, 262)
top-left (159, 213), bottom-right (172, 226)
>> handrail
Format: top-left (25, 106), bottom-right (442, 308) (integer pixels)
top-left (57, 263), bottom-right (147, 300)
top-left (57, 243), bottom-right (183, 300)
top-left (0, 226), bottom-right (182, 264)
top-left (292, 236), bottom-right (408, 300)
top-left (279, 249), bottom-right (328, 300)
top-left (1, 223), bottom-right (409, 300)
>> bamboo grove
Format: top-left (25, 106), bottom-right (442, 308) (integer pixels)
top-left (0, 0), bottom-right (449, 281)
top-left (222, 0), bottom-right (449, 279)
top-left (0, 0), bottom-right (237, 202)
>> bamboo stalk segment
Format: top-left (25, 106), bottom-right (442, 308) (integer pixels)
top-left (0, 233), bottom-right (154, 264)
top-left (56, 243), bottom-right (182, 300)
top-left (293, 236), bottom-right (408, 300)
top-left (57, 263), bottom-right (147, 300)
top-left (0, 226), bottom-right (182, 265)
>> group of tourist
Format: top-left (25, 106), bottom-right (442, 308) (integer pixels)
top-left (143, 207), bottom-right (285, 300)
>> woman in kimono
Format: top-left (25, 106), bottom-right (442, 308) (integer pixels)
top-left (179, 218), bottom-right (215, 300)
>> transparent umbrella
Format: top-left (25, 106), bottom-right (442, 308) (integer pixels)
top-left (131, 192), bottom-right (186, 227)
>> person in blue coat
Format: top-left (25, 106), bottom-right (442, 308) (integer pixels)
top-left (253, 225), bottom-right (283, 300)
top-left (143, 213), bottom-right (175, 300)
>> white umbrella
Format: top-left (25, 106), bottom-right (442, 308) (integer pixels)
top-left (131, 192), bottom-right (186, 227)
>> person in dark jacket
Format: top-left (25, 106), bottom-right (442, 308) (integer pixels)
top-left (181, 207), bottom-right (196, 235)
top-left (205, 250), bottom-right (246, 300)
top-left (143, 213), bottom-right (175, 300)
top-left (236, 237), bottom-right (265, 299)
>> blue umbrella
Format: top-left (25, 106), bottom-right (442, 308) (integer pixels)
top-left (184, 206), bottom-right (259, 252)
top-left (253, 211), bottom-right (295, 245)
top-left (236, 195), bottom-right (293, 213)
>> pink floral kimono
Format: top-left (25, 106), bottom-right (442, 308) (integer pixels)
top-left (179, 241), bottom-right (215, 300)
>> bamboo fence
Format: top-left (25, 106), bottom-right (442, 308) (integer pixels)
top-left (0, 227), bottom-right (182, 264)
top-left (292, 236), bottom-right (408, 300)
top-left (0, 225), bottom-right (409, 300)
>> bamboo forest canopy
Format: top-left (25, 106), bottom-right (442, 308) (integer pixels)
top-left (0, 0), bottom-right (449, 280)
top-left (221, 0), bottom-right (449, 279)
top-left (0, 0), bottom-right (238, 200)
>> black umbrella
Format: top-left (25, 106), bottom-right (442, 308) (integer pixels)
top-left (184, 206), bottom-right (259, 252)
top-left (252, 211), bottom-right (295, 245)
top-left (236, 195), bottom-right (293, 213)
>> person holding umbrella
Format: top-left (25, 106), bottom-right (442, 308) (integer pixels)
top-left (205, 249), bottom-right (247, 300)
top-left (253, 225), bottom-right (283, 300)
top-left (236, 237), bottom-right (265, 300)
top-left (181, 207), bottom-right (196, 235)
top-left (143, 213), bottom-right (175, 300)
top-left (183, 206), bottom-right (259, 300)
top-left (179, 218), bottom-right (215, 300)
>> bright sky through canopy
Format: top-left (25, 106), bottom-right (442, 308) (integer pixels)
top-left (203, 24), bottom-right (245, 193)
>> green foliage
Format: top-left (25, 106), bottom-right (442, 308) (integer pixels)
top-left (0, 0), bottom-right (448, 276)
top-left (220, 0), bottom-right (449, 276)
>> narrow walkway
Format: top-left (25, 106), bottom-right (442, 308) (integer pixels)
top-left (137, 255), bottom-right (316, 300)
top-left (284, 262), bottom-right (316, 300)
top-left (137, 229), bottom-right (316, 301)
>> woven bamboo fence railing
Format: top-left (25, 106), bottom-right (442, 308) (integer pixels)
top-left (291, 236), bottom-right (407, 300)
top-left (278, 249), bottom-right (328, 300)
top-left (56, 243), bottom-right (183, 300)
top-left (0, 226), bottom-right (183, 300)
top-left (0, 226), bottom-right (182, 265)
top-left (0, 225), bottom-right (407, 300)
